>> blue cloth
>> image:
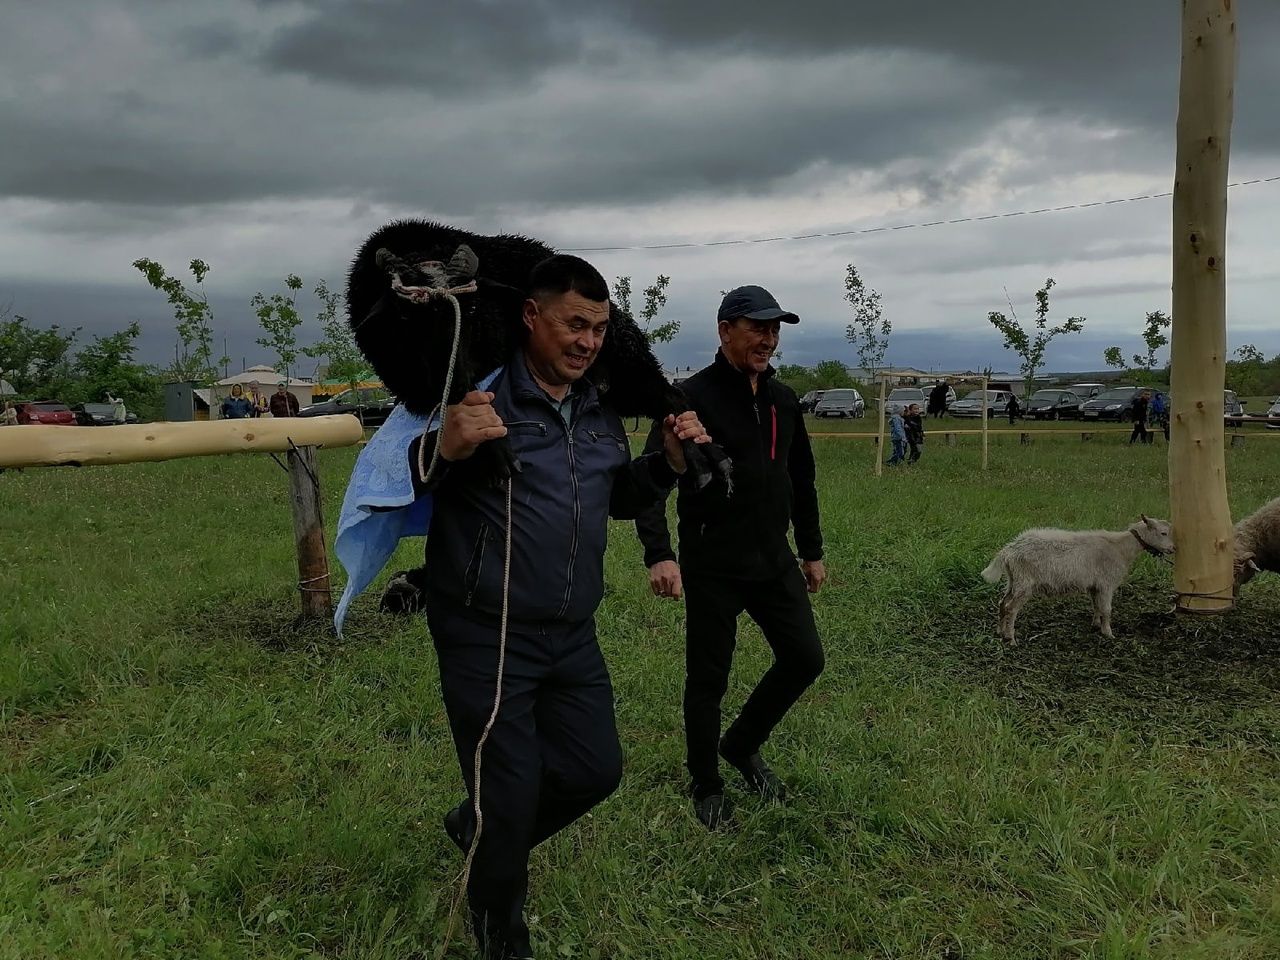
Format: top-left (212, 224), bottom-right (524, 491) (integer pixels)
top-left (333, 368), bottom-right (502, 636)
top-left (888, 413), bottom-right (906, 442)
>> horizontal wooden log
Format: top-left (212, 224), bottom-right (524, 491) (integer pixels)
top-left (0, 416), bottom-right (364, 468)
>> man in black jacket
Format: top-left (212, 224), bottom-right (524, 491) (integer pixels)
top-left (418, 255), bottom-right (709, 959)
top-left (636, 285), bottom-right (826, 830)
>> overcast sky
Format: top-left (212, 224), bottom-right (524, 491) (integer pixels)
top-left (3, 0), bottom-right (1278, 377)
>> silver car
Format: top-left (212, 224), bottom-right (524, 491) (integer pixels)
top-left (1266, 397), bottom-right (1280, 430)
top-left (813, 388), bottom-right (865, 418)
top-left (948, 389), bottom-right (1012, 419)
top-left (884, 387), bottom-right (926, 415)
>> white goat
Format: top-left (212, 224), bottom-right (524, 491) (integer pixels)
top-left (981, 516), bottom-right (1175, 644)
top-left (1234, 495), bottom-right (1279, 592)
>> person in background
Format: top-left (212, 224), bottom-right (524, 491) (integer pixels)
top-left (221, 383), bottom-right (254, 419)
top-left (1130, 390), bottom-right (1151, 445)
top-left (1, 401), bottom-right (17, 426)
top-left (247, 380), bottom-right (269, 418)
top-left (269, 382), bottom-right (300, 418)
top-left (1006, 393), bottom-right (1021, 425)
top-left (1151, 390), bottom-right (1169, 442)
top-left (927, 380), bottom-right (949, 419)
top-left (904, 403), bottom-right (925, 464)
top-left (887, 406), bottom-right (908, 466)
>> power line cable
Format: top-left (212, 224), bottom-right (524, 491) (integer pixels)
top-left (562, 175), bottom-right (1280, 253)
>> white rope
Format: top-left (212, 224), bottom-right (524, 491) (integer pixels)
top-left (437, 478), bottom-right (514, 960)
top-left (395, 266), bottom-right (513, 958)
top-left (410, 290), bottom-right (464, 488)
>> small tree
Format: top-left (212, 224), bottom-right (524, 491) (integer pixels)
top-left (303, 278), bottom-right (369, 411)
top-left (133, 258), bottom-right (228, 383)
top-left (987, 278), bottom-right (1085, 394)
top-left (613, 275), bottom-right (678, 344)
top-left (1227, 344), bottom-right (1266, 397)
top-left (843, 264), bottom-right (890, 382)
top-left (0, 311), bottom-right (79, 399)
top-left (252, 274), bottom-right (304, 385)
top-left (71, 322), bottom-right (162, 415)
top-left (1104, 310), bottom-right (1171, 384)
top-left (813, 359), bottom-right (855, 390)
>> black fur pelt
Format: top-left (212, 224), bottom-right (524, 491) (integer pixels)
top-left (346, 218), bottom-right (731, 488)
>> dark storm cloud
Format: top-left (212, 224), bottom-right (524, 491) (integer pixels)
top-left (259, 0), bottom-right (583, 91)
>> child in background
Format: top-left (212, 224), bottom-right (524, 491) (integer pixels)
top-left (887, 407), bottom-right (907, 466)
top-left (904, 403), bottom-right (925, 463)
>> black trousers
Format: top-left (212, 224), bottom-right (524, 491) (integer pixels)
top-left (427, 601), bottom-right (622, 953)
top-left (907, 440), bottom-right (921, 463)
top-left (1130, 419), bottom-right (1150, 444)
top-left (682, 565), bottom-right (824, 795)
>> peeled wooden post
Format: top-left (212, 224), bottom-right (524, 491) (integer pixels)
top-left (875, 377), bottom-right (887, 476)
top-left (981, 377), bottom-right (990, 471)
top-left (1169, 0), bottom-right (1236, 613)
top-left (287, 443), bottom-right (331, 622)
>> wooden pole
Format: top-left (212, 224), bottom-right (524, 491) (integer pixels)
top-left (875, 377), bottom-right (886, 476)
top-left (981, 377), bottom-right (990, 471)
top-left (0, 415), bottom-right (362, 469)
top-left (1169, 0), bottom-right (1236, 613)
top-left (287, 444), bottom-right (331, 622)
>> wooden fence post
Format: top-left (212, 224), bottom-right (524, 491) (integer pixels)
top-left (1169, 0), bottom-right (1236, 613)
top-left (287, 444), bottom-right (332, 622)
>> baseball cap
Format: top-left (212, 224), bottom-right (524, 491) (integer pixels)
top-left (717, 285), bottom-right (800, 325)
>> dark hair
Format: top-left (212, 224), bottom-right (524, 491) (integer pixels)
top-left (528, 254), bottom-right (609, 303)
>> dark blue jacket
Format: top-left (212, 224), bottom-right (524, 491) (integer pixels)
top-left (418, 352), bottom-right (676, 624)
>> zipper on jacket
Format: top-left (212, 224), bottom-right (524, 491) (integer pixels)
top-left (504, 419), bottom-right (548, 435)
top-left (557, 426), bottom-right (582, 618)
top-left (463, 523), bottom-right (489, 606)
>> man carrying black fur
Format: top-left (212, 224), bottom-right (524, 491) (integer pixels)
top-left (636, 285), bottom-right (826, 830)
top-left (412, 255), bottom-right (708, 959)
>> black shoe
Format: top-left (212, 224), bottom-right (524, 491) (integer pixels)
top-left (691, 791), bottom-right (733, 830)
top-left (444, 800), bottom-right (473, 854)
top-left (720, 741), bottom-right (787, 801)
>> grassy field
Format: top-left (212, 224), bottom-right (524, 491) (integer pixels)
top-left (3, 430), bottom-right (1280, 959)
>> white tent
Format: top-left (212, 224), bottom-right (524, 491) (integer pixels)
top-left (0, 379), bottom-right (15, 397)
top-left (215, 365), bottom-right (315, 408)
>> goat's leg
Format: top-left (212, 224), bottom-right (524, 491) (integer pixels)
top-left (1096, 586), bottom-right (1116, 639)
top-left (1088, 586), bottom-right (1103, 630)
top-left (1003, 585), bottom-right (1031, 645)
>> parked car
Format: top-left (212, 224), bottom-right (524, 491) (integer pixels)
top-left (883, 387), bottom-right (926, 416)
top-left (1069, 382), bottom-right (1106, 400)
top-left (1024, 389), bottom-right (1084, 421)
top-left (1266, 397), bottom-right (1280, 430)
top-left (1224, 389), bottom-right (1247, 427)
top-left (1079, 387), bottom-right (1140, 421)
top-left (813, 388), bottom-right (865, 418)
top-left (14, 401), bottom-right (76, 425)
top-left (948, 389), bottom-right (1013, 419)
top-left (799, 390), bottom-right (827, 414)
top-left (72, 402), bottom-right (137, 425)
top-left (298, 387), bottom-right (396, 426)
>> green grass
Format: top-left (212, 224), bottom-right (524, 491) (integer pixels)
top-left (3, 435), bottom-right (1279, 959)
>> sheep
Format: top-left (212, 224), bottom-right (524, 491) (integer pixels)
top-left (1234, 495), bottom-right (1279, 593)
top-left (345, 218), bottom-right (731, 490)
top-left (980, 516), bottom-right (1175, 644)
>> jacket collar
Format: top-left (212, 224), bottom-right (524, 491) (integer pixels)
top-left (711, 349), bottom-right (775, 393)
top-left (508, 348), bottom-right (600, 412)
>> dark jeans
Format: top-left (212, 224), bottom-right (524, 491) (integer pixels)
top-left (1130, 419), bottom-right (1150, 444)
top-left (682, 565), bottom-right (824, 795)
top-left (907, 441), bottom-right (921, 463)
top-left (887, 437), bottom-right (907, 465)
top-left (427, 601), bottom-right (623, 954)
